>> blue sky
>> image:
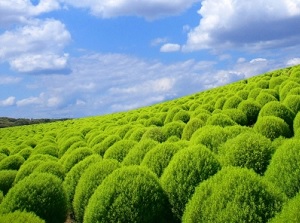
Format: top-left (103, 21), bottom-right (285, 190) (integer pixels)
top-left (0, 0), bottom-right (300, 118)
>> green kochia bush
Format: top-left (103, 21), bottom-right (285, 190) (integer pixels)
top-left (265, 139), bottom-right (300, 198)
top-left (73, 159), bottom-right (120, 223)
top-left (93, 135), bottom-right (121, 156)
top-left (0, 170), bottom-right (17, 195)
top-left (103, 140), bottom-right (137, 162)
top-left (222, 96), bottom-right (243, 109)
top-left (0, 211), bottom-right (46, 223)
top-left (182, 167), bottom-right (286, 223)
top-left (32, 161), bottom-right (65, 180)
top-left (283, 94), bottom-right (300, 114)
top-left (160, 145), bottom-right (221, 221)
top-left (141, 143), bottom-right (181, 177)
top-left (238, 99), bottom-right (261, 125)
top-left (218, 132), bottom-right (273, 175)
top-left (206, 113), bottom-right (237, 127)
top-left (162, 121), bottom-right (186, 139)
top-left (0, 173), bottom-right (67, 223)
top-left (141, 127), bottom-right (166, 143)
top-left (270, 192), bottom-right (300, 223)
top-left (84, 166), bottom-right (174, 223)
top-left (254, 116), bottom-right (292, 140)
top-left (258, 101), bottom-right (295, 129)
top-left (0, 154), bottom-right (25, 171)
top-left (256, 92), bottom-right (277, 106)
top-left (182, 118), bottom-right (204, 140)
top-left (122, 139), bottom-right (158, 166)
top-left (61, 148), bottom-right (93, 173)
top-left (221, 109), bottom-right (248, 126)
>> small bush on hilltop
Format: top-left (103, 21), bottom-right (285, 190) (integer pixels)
top-left (222, 96), bottom-right (243, 109)
top-left (218, 132), bottom-right (273, 175)
top-left (265, 139), bottom-right (300, 198)
top-left (73, 159), bottom-right (120, 223)
top-left (206, 113), bottom-right (237, 127)
top-left (160, 145), bottom-right (221, 221)
top-left (238, 99), bottom-right (261, 125)
top-left (182, 167), bottom-right (286, 223)
top-left (0, 211), bottom-right (45, 223)
top-left (254, 116), bottom-right (292, 140)
top-left (279, 80), bottom-right (300, 101)
top-left (0, 170), bottom-right (17, 195)
top-left (84, 166), bottom-right (174, 223)
top-left (0, 173), bottom-right (67, 223)
top-left (141, 143), bottom-right (181, 177)
top-left (162, 121), bottom-right (186, 139)
top-left (182, 118), bottom-right (204, 140)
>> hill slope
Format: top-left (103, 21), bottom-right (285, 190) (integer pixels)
top-left (1, 65), bottom-right (300, 222)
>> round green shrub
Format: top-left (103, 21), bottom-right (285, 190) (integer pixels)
top-left (265, 139), bottom-right (300, 198)
top-left (32, 145), bottom-right (58, 157)
top-left (128, 127), bottom-right (147, 141)
top-left (0, 154), bottom-right (6, 163)
top-left (33, 161), bottom-right (65, 180)
top-left (270, 192), bottom-right (300, 223)
top-left (256, 80), bottom-right (269, 89)
top-left (222, 96), bottom-right (243, 109)
top-left (248, 88), bottom-right (262, 99)
top-left (83, 166), bottom-right (174, 223)
top-left (214, 97), bottom-right (226, 109)
top-left (160, 145), bottom-right (221, 221)
top-left (73, 159), bottom-right (120, 222)
top-left (58, 136), bottom-right (84, 158)
top-left (221, 109), bottom-right (248, 126)
top-left (173, 110), bottom-right (190, 123)
top-left (294, 112), bottom-right (300, 135)
top-left (141, 127), bottom-right (166, 143)
top-left (0, 148), bottom-right (10, 156)
top-left (63, 154), bottom-right (102, 209)
top-left (104, 140), bottom-right (137, 162)
top-left (93, 135), bottom-right (121, 156)
top-left (218, 132), bottom-right (273, 175)
top-left (182, 118), bottom-right (204, 140)
top-left (236, 90), bottom-right (249, 100)
top-left (283, 94), bottom-right (300, 114)
top-left (87, 133), bottom-right (108, 148)
top-left (238, 99), bottom-right (261, 125)
top-left (122, 139), bottom-right (158, 166)
top-left (280, 81), bottom-right (300, 101)
top-left (0, 170), bottom-right (17, 195)
top-left (145, 117), bottom-right (163, 127)
top-left (254, 116), bottom-right (292, 140)
top-left (61, 148), bottom-right (93, 173)
top-left (141, 143), bottom-right (181, 177)
top-left (269, 76), bottom-right (288, 89)
top-left (206, 113), bottom-right (237, 127)
top-left (162, 121), bottom-right (186, 139)
top-left (191, 125), bottom-right (228, 153)
top-left (0, 211), bottom-right (45, 223)
top-left (258, 101), bottom-right (295, 128)
top-left (256, 92), bottom-right (278, 106)
top-left (164, 107), bottom-right (182, 124)
top-left (0, 173), bottom-right (67, 223)
top-left (17, 147), bottom-right (33, 160)
top-left (182, 167), bottom-right (286, 223)
top-left (0, 155), bottom-right (25, 171)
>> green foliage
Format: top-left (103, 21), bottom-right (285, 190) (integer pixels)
top-left (32, 145), bottom-right (58, 157)
top-left (84, 166), bottom-right (173, 223)
top-left (182, 118), bottom-right (204, 140)
top-left (73, 159), bottom-right (120, 222)
top-left (258, 101), bottom-right (295, 128)
top-left (182, 167), bottom-right (286, 223)
top-left (173, 110), bottom-right (190, 123)
top-left (236, 90), bottom-right (249, 100)
top-left (161, 145), bottom-right (221, 221)
top-left (33, 161), bottom-right (65, 180)
top-left (93, 135), bottom-right (121, 156)
top-left (141, 142), bottom-right (180, 177)
top-left (238, 99), bottom-right (261, 125)
top-left (164, 107), bottom-right (182, 124)
top-left (0, 211), bottom-right (46, 223)
top-left (0, 170), bottom-right (17, 195)
top-left (214, 97), bottom-right (226, 109)
top-left (17, 147), bottom-right (33, 160)
top-left (270, 192), bottom-right (300, 223)
top-left (63, 154), bottom-right (102, 209)
top-left (248, 88), bottom-right (262, 99)
top-left (221, 109), bottom-right (248, 126)
top-left (104, 140), bottom-right (137, 162)
top-left (206, 113), bottom-right (237, 127)
top-left (280, 80), bottom-right (300, 101)
top-left (122, 139), bottom-right (158, 166)
top-left (222, 96), bottom-right (243, 109)
top-left (128, 127), bottom-right (147, 141)
top-left (218, 132), bottom-right (273, 175)
top-left (191, 125), bottom-right (228, 153)
top-left (265, 139), bottom-right (300, 198)
top-left (0, 155), bottom-right (24, 171)
top-left (0, 173), bottom-right (67, 223)
top-left (141, 127), bottom-right (166, 143)
top-left (283, 94), bottom-right (300, 114)
top-left (162, 121), bottom-right (185, 139)
top-left (254, 116), bottom-right (292, 140)
top-left (58, 135), bottom-right (84, 158)
top-left (256, 92), bottom-right (278, 106)
top-left (269, 76), bottom-right (288, 89)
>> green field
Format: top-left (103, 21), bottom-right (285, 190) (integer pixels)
top-left (1, 65), bottom-right (300, 222)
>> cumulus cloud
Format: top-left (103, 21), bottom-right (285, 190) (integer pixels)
top-left (183, 0), bottom-right (300, 51)
top-left (0, 0), bottom-right (60, 26)
top-left (61, 0), bottom-right (199, 19)
top-left (287, 58), bottom-right (300, 66)
top-left (0, 76), bottom-right (22, 85)
top-left (0, 19), bottom-right (71, 74)
top-left (160, 43), bottom-right (181, 52)
top-left (0, 97), bottom-right (16, 107)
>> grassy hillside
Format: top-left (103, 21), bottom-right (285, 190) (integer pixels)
top-left (1, 64), bottom-right (300, 222)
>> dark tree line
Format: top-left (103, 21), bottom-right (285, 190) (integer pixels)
top-left (0, 117), bottom-right (70, 128)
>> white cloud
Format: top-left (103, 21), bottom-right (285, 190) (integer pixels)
top-left (61, 0), bottom-right (199, 19)
top-left (0, 0), bottom-right (60, 26)
top-left (0, 76), bottom-right (22, 85)
top-left (183, 0), bottom-right (300, 51)
top-left (151, 37), bottom-right (168, 46)
top-left (287, 58), bottom-right (300, 66)
top-left (0, 97), bottom-right (15, 107)
top-left (0, 19), bottom-right (71, 74)
top-left (160, 43), bottom-right (181, 52)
